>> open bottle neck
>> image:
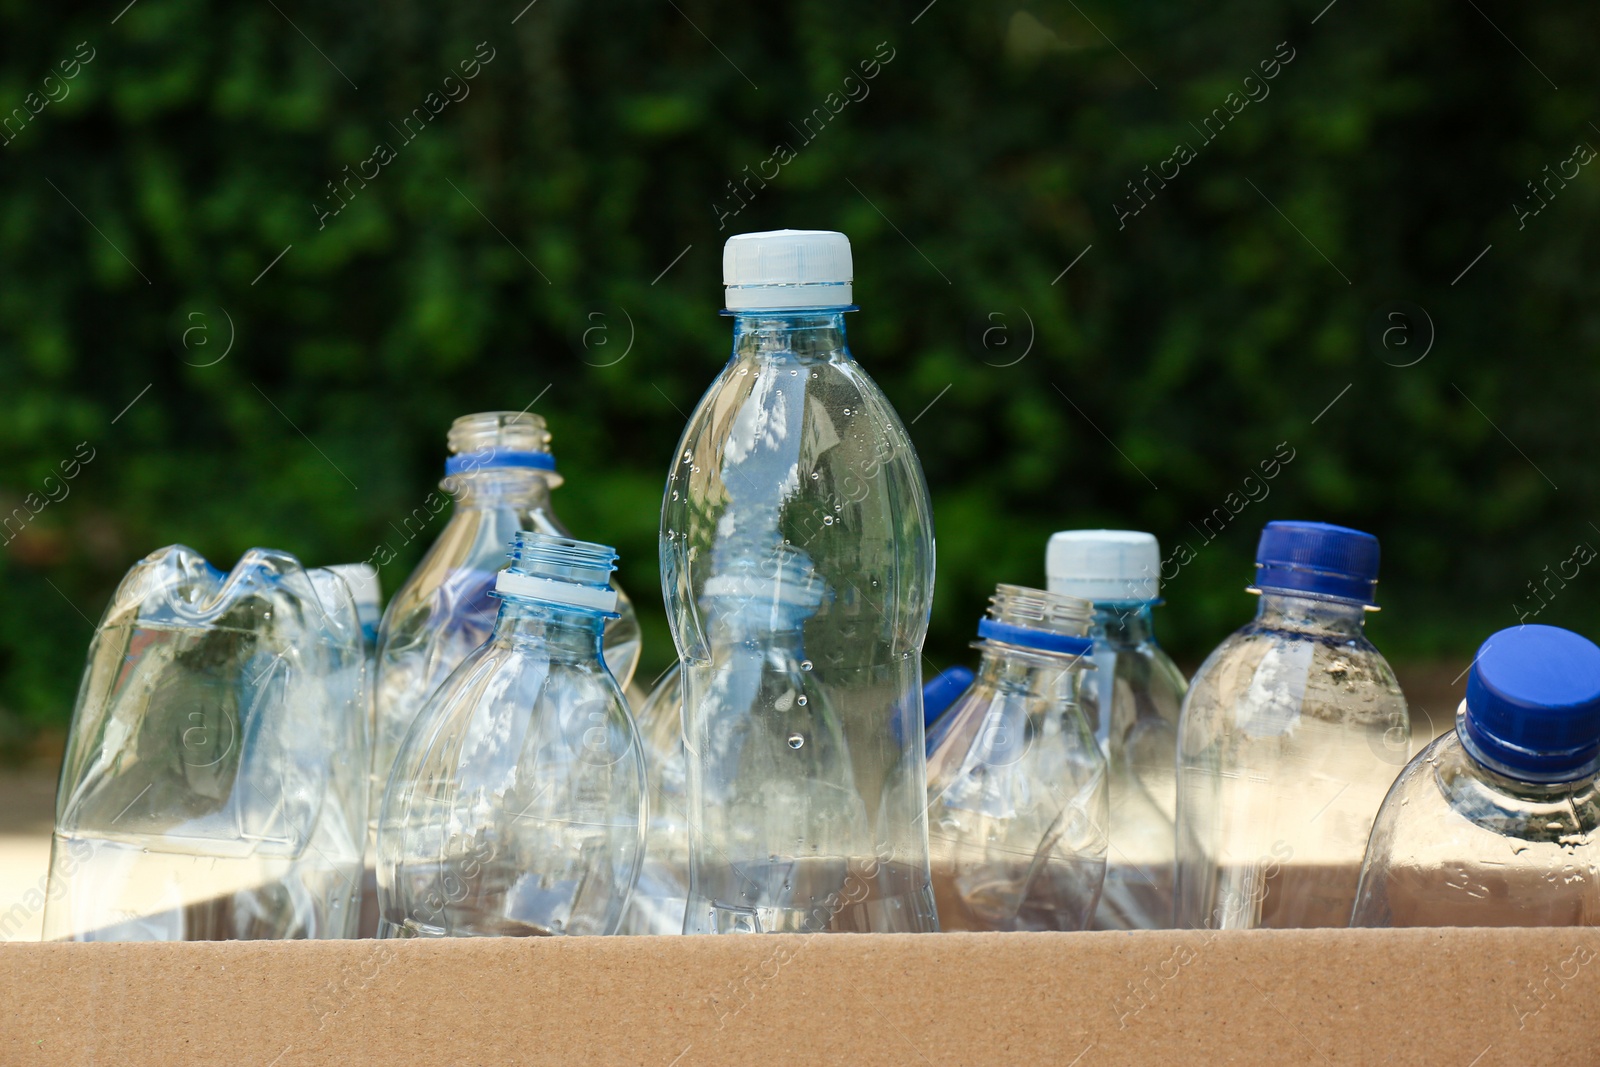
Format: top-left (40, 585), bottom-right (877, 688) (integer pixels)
top-left (1253, 590), bottom-right (1369, 638)
top-left (729, 309), bottom-right (852, 365)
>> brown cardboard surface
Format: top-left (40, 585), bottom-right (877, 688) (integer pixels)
top-left (3, 928), bottom-right (1598, 1066)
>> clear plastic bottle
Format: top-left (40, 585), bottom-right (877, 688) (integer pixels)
top-left (1047, 530), bottom-right (1187, 930)
top-left (1174, 521), bottom-right (1410, 930)
top-left (43, 546), bottom-right (368, 941)
top-left (924, 585), bottom-right (1108, 931)
top-left (376, 531), bottom-right (645, 938)
top-left (371, 413), bottom-right (640, 854)
top-left (662, 229), bottom-right (938, 935)
top-left (1352, 624), bottom-right (1600, 927)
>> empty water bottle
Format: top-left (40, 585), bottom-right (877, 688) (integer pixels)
top-left (662, 229), bottom-right (939, 934)
top-left (44, 547), bottom-right (368, 940)
top-left (371, 412), bottom-right (640, 852)
top-left (1047, 530), bottom-right (1186, 930)
top-left (925, 585), bottom-right (1107, 930)
top-left (1352, 624), bottom-right (1600, 927)
top-left (1174, 521), bottom-right (1410, 930)
top-left (376, 532), bottom-right (645, 937)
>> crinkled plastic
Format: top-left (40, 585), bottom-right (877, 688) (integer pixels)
top-left (42, 545), bottom-right (369, 941)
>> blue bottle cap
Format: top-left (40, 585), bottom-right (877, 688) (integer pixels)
top-left (1252, 520), bottom-right (1380, 605)
top-left (922, 666), bottom-right (974, 728)
top-left (1460, 624), bottom-right (1600, 782)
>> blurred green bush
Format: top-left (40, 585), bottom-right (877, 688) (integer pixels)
top-left (1, 0), bottom-right (1596, 734)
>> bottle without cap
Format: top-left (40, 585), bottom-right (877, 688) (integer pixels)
top-left (662, 229), bottom-right (939, 934)
top-left (1174, 521), bottom-right (1411, 930)
top-left (1352, 624), bottom-right (1600, 928)
top-left (923, 585), bottom-right (1108, 931)
top-left (1047, 530), bottom-right (1187, 931)
top-left (375, 532), bottom-right (645, 937)
top-left (371, 413), bottom-right (641, 852)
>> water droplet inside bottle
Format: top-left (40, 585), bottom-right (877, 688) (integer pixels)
top-left (800, 659), bottom-right (813, 671)
top-left (787, 733), bottom-right (804, 749)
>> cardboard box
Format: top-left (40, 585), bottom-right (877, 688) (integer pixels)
top-left (3, 926), bottom-right (1596, 1064)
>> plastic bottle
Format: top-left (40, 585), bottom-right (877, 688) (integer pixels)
top-left (1352, 624), bottom-right (1600, 927)
top-left (661, 229), bottom-right (938, 934)
top-left (1047, 530), bottom-right (1187, 930)
top-left (44, 546), bottom-right (368, 940)
top-left (1174, 521), bottom-right (1410, 930)
top-left (376, 532), bottom-right (645, 938)
top-left (371, 412), bottom-right (640, 851)
top-left (924, 585), bottom-right (1107, 931)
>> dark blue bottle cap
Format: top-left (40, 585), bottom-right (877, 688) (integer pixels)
top-left (1252, 520), bottom-right (1380, 605)
top-left (1460, 624), bottom-right (1600, 782)
top-left (922, 666), bottom-right (975, 728)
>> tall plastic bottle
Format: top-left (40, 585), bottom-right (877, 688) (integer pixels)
top-left (1352, 624), bottom-right (1600, 927)
top-left (661, 229), bottom-right (939, 934)
top-left (376, 532), bottom-right (645, 937)
top-left (1174, 521), bottom-right (1410, 930)
top-left (1047, 530), bottom-right (1187, 930)
top-left (371, 412), bottom-right (640, 848)
top-left (924, 585), bottom-right (1108, 931)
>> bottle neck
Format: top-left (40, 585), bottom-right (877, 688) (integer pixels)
top-left (491, 597), bottom-right (609, 660)
top-left (1253, 591), bottom-right (1368, 638)
top-left (445, 468), bottom-right (558, 510)
top-left (975, 640), bottom-right (1087, 698)
top-left (1091, 602), bottom-right (1157, 648)
top-left (730, 310), bottom-right (851, 365)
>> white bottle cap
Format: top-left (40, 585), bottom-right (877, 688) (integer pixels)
top-left (723, 229), bottom-right (853, 310)
top-left (1046, 530), bottom-right (1161, 603)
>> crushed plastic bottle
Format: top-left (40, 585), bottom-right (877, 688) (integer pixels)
top-left (1174, 521), bottom-right (1410, 930)
top-left (43, 547), bottom-right (368, 941)
top-left (924, 584), bottom-right (1107, 931)
top-left (662, 230), bottom-right (938, 934)
top-left (377, 532), bottom-right (645, 937)
top-left (1047, 530), bottom-right (1186, 930)
top-left (370, 413), bottom-right (639, 865)
top-left (1352, 624), bottom-right (1600, 927)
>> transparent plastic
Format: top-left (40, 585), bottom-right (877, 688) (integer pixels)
top-left (1174, 592), bottom-right (1410, 929)
top-left (1084, 602), bottom-right (1187, 931)
top-left (617, 662), bottom-right (691, 935)
top-left (661, 307), bottom-right (938, 934)
top-left (372, 413), bottom-right (640, 847)
top-left (1351, 721), bottom-right (1600, 927)
top-left (924, 586), bottom-right (1107, 931)
top-left (376, 532), bottom-right (645, 938)
top-left (43, 546), bottom-right (368, 941)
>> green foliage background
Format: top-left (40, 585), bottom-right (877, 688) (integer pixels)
top-left (1, 0), bottom-right (1596, 735)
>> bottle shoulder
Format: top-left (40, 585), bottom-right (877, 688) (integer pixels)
top-left (1180, 620), bottom-right (1407, 732)
top-left (1397, 731), bottom-right (1600, 843)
